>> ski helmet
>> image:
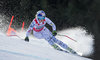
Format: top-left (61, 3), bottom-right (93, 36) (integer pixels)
top-left (36, 10), bottom-right (46, 20)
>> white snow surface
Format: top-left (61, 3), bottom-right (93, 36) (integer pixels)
top-left (0, 27), bottom-right (94, 60)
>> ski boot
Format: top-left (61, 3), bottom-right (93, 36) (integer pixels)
top-left (67, 47), bottom-right (77, 55)
top-left (52, 44), bottom-right (62, 50)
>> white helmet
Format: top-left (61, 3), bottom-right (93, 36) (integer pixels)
top-left (36, 10), bottom-right (46, 20)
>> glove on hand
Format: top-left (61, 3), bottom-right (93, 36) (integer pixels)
top-left (25, 37), bottom-right (29, 42)
top-left (52, 31), bottom-right (57, 36)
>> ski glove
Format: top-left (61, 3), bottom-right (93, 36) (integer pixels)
top-left (25, 37), bottom-right (29, 42)
top-left (52, 31), bottom-right (57, 36)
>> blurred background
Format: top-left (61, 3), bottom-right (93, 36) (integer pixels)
top-left (0, 0), bottom-right (100, 60)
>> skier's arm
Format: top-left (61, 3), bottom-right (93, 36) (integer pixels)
top-left (45, 17), bottom-right (56, 31)
top-left (26, 20), bottom-right (35, 37)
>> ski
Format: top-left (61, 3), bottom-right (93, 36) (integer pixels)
top-left (57, 49), bottom-right (69, 53)
top-left (56, 48), bottom-right (82, 57)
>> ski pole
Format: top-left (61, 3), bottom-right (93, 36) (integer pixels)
top-left (57, 34), bottom-right (77, 42)
top-left (16, 34), bottom-right (24, 40)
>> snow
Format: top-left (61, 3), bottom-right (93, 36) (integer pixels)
top-left (0, 27), bottom-right (93, 60)
top-left (57, 27), bottom-right (94, 56)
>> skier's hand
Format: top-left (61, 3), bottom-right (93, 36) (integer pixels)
top-left (52, 31), bottom-right (57, 36)
top-left (25, 37), bottom-right (29, 42)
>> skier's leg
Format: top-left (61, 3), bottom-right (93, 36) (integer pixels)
top-left (47, 38), bottom-right (62, 50)
top-left (33, 29), bottom-right (60, 50)
top-left (52, 36), bottom-right (68, 49)
top-left (52, 36), bottom-right (77, 54)
top-left (41, 27), bottom-right (61, 50)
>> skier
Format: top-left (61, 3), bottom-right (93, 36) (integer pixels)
top-left (25, 10), bottom-right (77, 54)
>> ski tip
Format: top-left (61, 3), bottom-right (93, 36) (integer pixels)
top-left (77, 52), bottom-right (83, 56)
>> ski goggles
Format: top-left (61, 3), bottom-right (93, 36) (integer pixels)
top-left (38, 16), bottom-right (45, 20)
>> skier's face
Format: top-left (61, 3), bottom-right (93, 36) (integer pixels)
top-left (39, 19), bottom-right (44, 23)
top-left (38, 16), bottom-right (45, 23)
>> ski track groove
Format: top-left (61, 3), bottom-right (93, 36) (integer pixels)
top-left (0, 49), bottom-right (51, 60)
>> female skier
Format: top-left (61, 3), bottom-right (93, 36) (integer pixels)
top-left (25, 10), bottom-right (77, 54)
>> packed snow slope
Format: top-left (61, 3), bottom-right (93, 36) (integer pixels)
top-left (0, 27), bottom-right (93, 60)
